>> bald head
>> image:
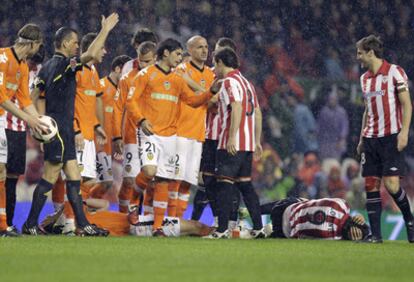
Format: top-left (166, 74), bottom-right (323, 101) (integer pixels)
top-left (186, 35), bottom-right (208, 65)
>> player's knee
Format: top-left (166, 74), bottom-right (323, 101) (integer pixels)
top-left (122, 177), bottom-right (135, 187)
top-left (142, 166), bottom-right (157, 178)
top-left (365, 176), bottom-right (380, 192)
top-left (102, 181), bottom-right (113, 190)
top-left (0, 164), bottom-right (6, 180)
top-left (383, 177), bottom-right (399, 194)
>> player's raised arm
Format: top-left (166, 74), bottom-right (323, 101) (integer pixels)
top-left (80, 13), bottom-right (119, 64)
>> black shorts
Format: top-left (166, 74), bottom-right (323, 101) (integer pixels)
top-left (361, 134), bottom-right (405, 177)
top-left (5, 129), bottom-right (26, 175)
top-left (270, 197), bottom-right (302, 238)
top-left (215, 150), bottom-right (253, 180)
top-left (200, 139), bottom-right (218, 174)
top-left (44, 129), bottom-right (76, 163)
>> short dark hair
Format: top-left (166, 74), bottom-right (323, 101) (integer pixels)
top-left (356, 35), bottom-right (384, 58)
top-left (137, 41), bottom-right (157, 56)
top-left (214, 47), bottom-right (239, 69)
top-left (17, 23), bottom-right (43, 43)
top-left (30, 44), bottom-right (45, 64)
top-left (111, 55), bottom-right (132, 71)
top-left (54, 27), bottom-right (78, 49)
top-left (217, 37), bottom-right (237, 52)
top-left (131, 28), bottom-right (157, 47)
top-left (80, 32), bottom-right (97, 54)
top-left (156, 38), bottom-right (183, 60)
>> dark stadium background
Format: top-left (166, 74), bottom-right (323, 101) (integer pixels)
top-left (2, 0), bottom-right (414, 239)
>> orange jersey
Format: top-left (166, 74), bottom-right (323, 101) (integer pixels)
top-left (126, 64), bottom-right (214, 137)
top-left (0, 47), bottom-right (32, 115)
top-left (74, 64), bottom-right (103, 140)
top-left (85, 210), bottom-right (130, 236)
top-left (113, 67), bottom-right (140, 144)
top-left (176, 62), bottom-right (215, 142)
top-left (98, 76), bottom-right (117, 154)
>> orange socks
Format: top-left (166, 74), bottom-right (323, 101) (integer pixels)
top-left (135, 172), bottom-right (152, 190)
top-left (0, 181), bottom-right (6, 230)
top-left (118, 181), bottom-right (133, 213)
top-left (153, 181), bottom-right (169, 230)
top-left (143, 183), bottom-right (154, 215)
top-left (167, 180), bottom-right (181, 217)
top-left (177, 182), bottom-right (191, 218)
top-left (52, 176), bottom-right (65, 211)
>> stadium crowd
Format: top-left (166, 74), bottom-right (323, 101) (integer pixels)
top-left (1, 0), bottom-right (414, 240)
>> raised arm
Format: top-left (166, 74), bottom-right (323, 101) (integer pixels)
top-left (80, 13), bottom-right (119, 64)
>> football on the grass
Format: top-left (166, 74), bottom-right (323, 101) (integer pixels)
top-left (31, 115), bottom-right (58, 143)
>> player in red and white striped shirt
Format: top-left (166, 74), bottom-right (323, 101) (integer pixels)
top-left (356, 35), bottom-right (414, 243)
top-left (256, 197), bottom-right (369, 241)
top-left (193, 38), bottom-right (238, 224)
top-left (205, 47), bottom-right (264, 239)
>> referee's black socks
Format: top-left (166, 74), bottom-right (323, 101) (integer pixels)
top-left (66, 180), bottom-right (89, 228)
top-left (5, 177), bottom-right (18, 226)
top-left (366, 191), bottom-right (382, 238)
top-left (390, 188), bottom-right (414, 223)
top-left (26, 178), bottom-right (53, 227)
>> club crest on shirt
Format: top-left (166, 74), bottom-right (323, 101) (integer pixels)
top-left (200, 79), bottom-right (206, 88)
top-left (147, 152), bottom-right (154, 161)
top-left (164, 81), bottom-right (171, 90)
top-left (125, 164), bottom-right (132, 173)
top-left (16, 70), bottom-right (21, 81)
top-left (382, 76), bottom-right (388, 84)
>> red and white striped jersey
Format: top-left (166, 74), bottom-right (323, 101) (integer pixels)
top-left (217, 69), bottom-right (258, 151)
top-left (282, 198), bottom-right (350, 240)
top-left (121, 59), bottom-right (139, 76)
top-left (205, 108), bottom-right (220, 140)
top-left (6, 63), bottom-right (41, 131)
top-left (360, 60), bottom-right (409, 138)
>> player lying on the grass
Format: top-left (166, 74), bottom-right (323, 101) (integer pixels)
top-left (241, 197), bottom-right (369, 241)
top-left (41, 202), bottom-right (213, 237)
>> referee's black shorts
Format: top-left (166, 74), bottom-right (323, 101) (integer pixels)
top-left (5, 129), bottom-right (26, 175)
top-left (44, 129), bottom-right (76, 163)
top-left (361, 134), bottom-right (406, 177)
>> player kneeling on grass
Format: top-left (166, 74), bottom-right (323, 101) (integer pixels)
top-left (240, 197), bottom-right (369, 241)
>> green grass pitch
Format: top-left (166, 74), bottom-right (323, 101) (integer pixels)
top-left (1, 237), bottom-right (414, 282)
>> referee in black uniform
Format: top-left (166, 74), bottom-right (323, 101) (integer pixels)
top-left (23, 13), bottom-right (119, 235)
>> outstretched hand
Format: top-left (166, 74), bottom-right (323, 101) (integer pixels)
top-left (101, 13), bottom-right (119, 32)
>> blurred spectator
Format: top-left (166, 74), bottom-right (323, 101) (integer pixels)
top-left (285, 93), bottom-right (318, 154)
top-left (317, 87), bottom-right (349, 160)
top-left (297, 152), bottom-right (321, 199)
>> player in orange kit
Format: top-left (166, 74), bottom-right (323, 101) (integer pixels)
top-left (113, 40), bottom-right (157, 213)
top-left (89, 55), bottom-right (132, 199)
top-left (168, 36), bottom-right (215, 218)
top-left (126, 38), bottom-right (220, 236)
top-left (0, 24), bottom-right (47, 237)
